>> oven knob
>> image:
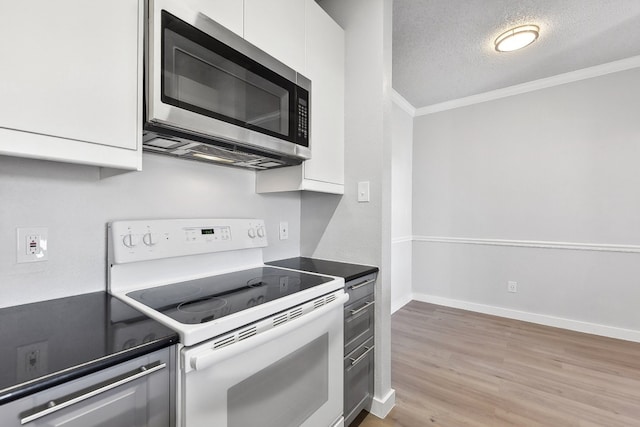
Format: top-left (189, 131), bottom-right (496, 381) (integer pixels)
top-left (142, 233), bottom-right (156, 246)
top-left (248, 228), bottom-right (256, 238)
top-left (122, 233), bottom-right (138, 248)
top-left (256, 227), bottom-right (265, 238)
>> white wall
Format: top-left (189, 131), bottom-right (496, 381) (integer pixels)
top-left (0, 153), bottom-right (301, 309)
top-left (411, 67), bottom-right (640, 338)
top-left (391, 99), bottom-right (413, 313)
top-left (305, 0), bottom-right (395, 417)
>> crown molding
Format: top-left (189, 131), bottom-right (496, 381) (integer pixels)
top-left (391, 89), bottom-right (416, 117)
top-left (413, 55), bottom-right (640, 116)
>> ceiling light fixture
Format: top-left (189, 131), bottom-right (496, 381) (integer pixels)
top-left (494, 25), bottom-right (539, 52)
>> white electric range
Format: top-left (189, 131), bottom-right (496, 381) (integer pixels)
top-left (108, 218), bottom-right (347, 427)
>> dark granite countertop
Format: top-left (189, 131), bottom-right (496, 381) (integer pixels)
top-left (266, 257), bottom-right (378, 282)
top-left (0, 292), bottom-right (178, 405)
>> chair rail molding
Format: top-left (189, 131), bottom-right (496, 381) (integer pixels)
top-left (391, 235), bottom-right (413, 244)
top-left (412, 235), bottom-right (640, 254)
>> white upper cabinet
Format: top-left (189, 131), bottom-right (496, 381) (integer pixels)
top-left (302, 0), bottom-right (345, 188)
top-left (181, 0), bottom-right (244, 36)
top-left (0, 0), bottom-right (143, 170)
top-left (244, 0), bottom-right (306, 73)
top-left (256, 0), bottom-right (345, 194)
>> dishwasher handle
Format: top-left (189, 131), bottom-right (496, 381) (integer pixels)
top-left (350, 300), bottom-right (374, 316)
top-left (349, 345), bottom-right (375, 367)
top-left (20, 361), bottom-right (166, 425)
top-left (190, 292), bottom-right (349, 372)
top-left (348, 278), bottom-right (375, 291)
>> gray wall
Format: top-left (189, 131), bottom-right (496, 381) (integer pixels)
top-left (306, 0), bottom-right (395, 415)
top-left (412, 67), bottom-right (640, 332)
top-left (391, 100), bottom-right (413, 312)
top-left (0, 153), bottom-right (301, 308)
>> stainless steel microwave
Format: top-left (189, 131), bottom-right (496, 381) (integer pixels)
top-left (144, 0), bottom-right (311, 169)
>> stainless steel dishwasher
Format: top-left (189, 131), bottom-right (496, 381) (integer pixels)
top-left (0, 347), bottom-right (175, 427)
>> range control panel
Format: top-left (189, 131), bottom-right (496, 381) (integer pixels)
top-left (184, 226), bottom-right (231, 243)
top-left (109, 219), bottom-right (267, 264)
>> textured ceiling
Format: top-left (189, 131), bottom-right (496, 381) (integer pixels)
top-left (393, 0), bottom-right (640, 108)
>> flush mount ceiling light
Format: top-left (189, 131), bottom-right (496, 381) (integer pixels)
top-left (494, 24), bottom-right (540, 52)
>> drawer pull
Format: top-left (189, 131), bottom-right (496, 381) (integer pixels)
top-left (350, 345), bottom-right (375, 366)
top-left (350, 301), bottom-right (374, 316)
top-left (20, 361), bottom-right (166, 425)
top-left (348, 278), bottom-right (375, 291)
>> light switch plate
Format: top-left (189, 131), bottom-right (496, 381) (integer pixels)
top-left (357, 181), bottom-right (370, 202)
top-left (17, 227), bottom-right (48, 263)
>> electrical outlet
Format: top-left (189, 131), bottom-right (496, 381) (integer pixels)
top-left (16, 341), bottom-right (48, 382)
top-left (279, 221), bottom-right (289, 240)
top-left (26, 235), bottom-right (39, 255)
top-left (17, 227), bottom-right (48, 263)
top-left (507, 281), bottom-right (518, 293)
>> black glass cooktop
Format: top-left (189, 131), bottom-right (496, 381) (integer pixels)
top-left (126, 267), bottom-right (334, 324)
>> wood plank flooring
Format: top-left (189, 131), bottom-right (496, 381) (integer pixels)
top-left (353, 301), bottom-right (640, 427)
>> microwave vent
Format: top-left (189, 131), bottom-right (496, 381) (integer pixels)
top-left (182, 144), bottom-right (286, 169)
top-left (143, 132), bottom-right (294, 170)
top-left (144, 136), bottom-right (188, 150)
top-left (191, 144), bottom-right (264, 163)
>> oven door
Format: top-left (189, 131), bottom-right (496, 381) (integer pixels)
top-left (179, 293), bottom-right (347, 427)
top-left (147, 0), bottom-right (310, 159)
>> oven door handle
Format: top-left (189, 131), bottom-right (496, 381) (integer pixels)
top-left (189, 292), bottom-right (349, 372)
top-left (19, 361), bottom-right (166, 425)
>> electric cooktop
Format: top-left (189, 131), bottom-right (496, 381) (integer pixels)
top-left (126, 267), bottom-right (334, 325)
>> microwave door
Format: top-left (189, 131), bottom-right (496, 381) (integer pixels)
top-left (147, 1), bottom-right (311, 160)
top-left (164, 28), bottom-right (291, 137)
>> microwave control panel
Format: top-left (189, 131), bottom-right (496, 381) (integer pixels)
top-left (297, 98), bottom-right (308, 141)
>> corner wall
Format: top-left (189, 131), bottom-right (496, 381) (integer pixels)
top-left (304, 0), bottom-right (395, 417)
top-left (411, 67), bottom-right (640, 339)
top-left (391, 98), bottom-right (413, 313)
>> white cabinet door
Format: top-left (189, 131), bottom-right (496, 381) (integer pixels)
top-left (303, 0), bottom-right (345, 187)
top-left (244, 0), bottom-right (306, 72)
top-left (0, 0), bottom-right (142, 170)
top-left (256, 0), bottom-right (345, 194)
top-left (180, 0), bottom-right (244, 36)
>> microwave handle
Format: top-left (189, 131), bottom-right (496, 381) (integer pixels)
top-left (190, 292), bottom-right (349, 372)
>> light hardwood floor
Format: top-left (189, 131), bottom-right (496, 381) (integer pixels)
top-left (353, 301), bottom-right (640, 427)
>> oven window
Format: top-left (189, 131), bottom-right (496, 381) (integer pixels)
top-left (161, 11), bottom-right (294, 140)
top-left (227, 334), bottom-right (329, 427)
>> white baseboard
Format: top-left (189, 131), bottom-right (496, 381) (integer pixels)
top-left (391, 294), bottom-right (412, 314)
top-left (368, 388), bottom-right (396, 419)
top-left (411, 293), bottom-right (640, 343)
